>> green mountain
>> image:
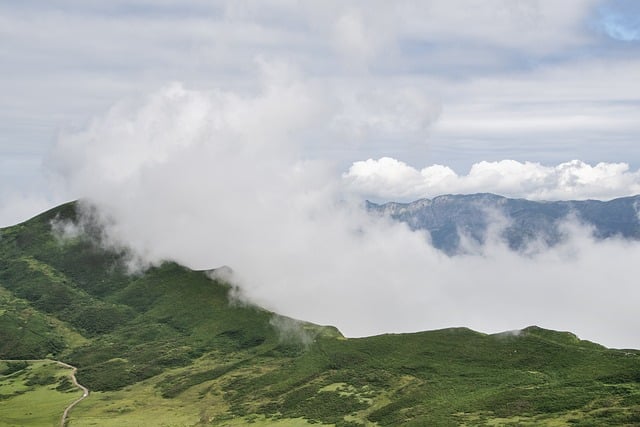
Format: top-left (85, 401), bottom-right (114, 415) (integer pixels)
top-left (1, 203), bottom-right (640, 426)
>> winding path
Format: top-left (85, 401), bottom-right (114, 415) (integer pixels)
top-left (55, 360), bottom-right (89, 427)
top-left (1, 359), bottom-right (89, 427)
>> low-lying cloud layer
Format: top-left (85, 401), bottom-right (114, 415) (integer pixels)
top-left (49, 81), bottom-right (640, 349)
top-left (345, 157), bottom-right (640, 202)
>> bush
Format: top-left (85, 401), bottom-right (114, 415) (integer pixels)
top-left (1, 361), bottom-right (28, 375)
top-left (70, 305), bottom-right (134, 335)
top-left (77, 359), bottom-right (137, 391)
top-left (25, 373), bottom-right (56, 386)
top-left (56, 376), bottom-right (75, 391)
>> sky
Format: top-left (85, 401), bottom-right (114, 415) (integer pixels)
top-left (2, 0), bottom-right (640, 223)
top-left (2, 1), bottom-right (640, 348)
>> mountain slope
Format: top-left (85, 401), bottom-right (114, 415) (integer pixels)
top-left (367, 193), bottom-right (640, 253)
top-left (1, 202), bottom-right (640, 426)
top-left (0, 202), bottom-right (338, 391)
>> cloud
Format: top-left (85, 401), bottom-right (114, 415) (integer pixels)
top-left (47, 63), bottom-right (438, 194)
top-left (47, 80), bottom-right (640, 350)
top-left (396, 0), bottom-right (597, 55)
top-left (345, 157), bottom-right (640, 202)
top-left (269, 315), bottom-right (316, 348)
top-left (332, 8), bottom-right (376, 62)
top-left (3, 0), bottom-right (640, 205)
top-left (331, 87), bottom-right (441, 141)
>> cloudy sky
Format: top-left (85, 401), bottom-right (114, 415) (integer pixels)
top-left (2, 0), bottom-right (640, 224)
top-left (2, 1), bottom-right (640, 347)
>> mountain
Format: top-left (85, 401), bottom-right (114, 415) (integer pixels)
top-left (367, 193), bottom-right (640, 254)
top-left (1, 202), bottom-right (640, 426)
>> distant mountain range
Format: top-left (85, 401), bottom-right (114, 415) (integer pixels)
top-left (367, 193), bottom-right (640, 254)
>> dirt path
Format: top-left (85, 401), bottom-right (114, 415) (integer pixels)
top-left (55, 361), bottom-right (89, 427)
top-left (1, 359), bottom-right (89, 427)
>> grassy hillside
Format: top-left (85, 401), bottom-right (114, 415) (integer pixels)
top-left (1, 202), bottom-right (639, 426)
top-left (0, 359), bottom-right (83, 426)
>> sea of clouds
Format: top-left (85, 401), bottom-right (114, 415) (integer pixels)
top-left (45, 74), bottom-right (640, 349)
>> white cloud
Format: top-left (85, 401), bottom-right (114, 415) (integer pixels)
top-left (345, 157), bottom-right (640, 201)
top-left (48, 82), bottom-right (640, 349)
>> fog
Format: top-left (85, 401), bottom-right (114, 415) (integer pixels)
top-left (49, 76), bottom-right (640, 349)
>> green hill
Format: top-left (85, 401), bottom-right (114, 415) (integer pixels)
top-left (1, 202), bottom-right (639, 426)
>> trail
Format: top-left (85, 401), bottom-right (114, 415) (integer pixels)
top-left (55, 360), bottom-right (89, 427)
top-left (1, 359), bottom-right (89, 427)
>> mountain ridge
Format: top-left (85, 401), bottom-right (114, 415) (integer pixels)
top-left (367, 192), bottom-right (640, 253)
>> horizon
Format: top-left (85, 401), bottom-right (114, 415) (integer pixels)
top-left (7, 190), bottom-right (640, 227)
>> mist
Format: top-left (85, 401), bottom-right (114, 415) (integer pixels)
top-left (49, 77), bottom-right (640, 350)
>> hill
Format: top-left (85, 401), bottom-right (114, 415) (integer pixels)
top-left (367, 193), bottom-right (640, 254)
top-left (1, 202), bottom-right (640, 426)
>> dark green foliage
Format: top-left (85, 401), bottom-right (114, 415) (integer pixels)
top-left (0, 361), bottom-right (28, 375)
top-left (336, 422), bottom-right (364, 427)
top-left (367, 397), bottom-right (420, 424)
top-left (24, 373), bottom-right (56, 386)
top-left (598, 369), bottom-right (640, 384)
top-left (55, 376), bottom-right (75, 391)
top-left (77, 359), bottom-right (141, 391)
top-left (481, 386), bottom-right (594, 417)
top-left (0, 295), bottom-right (67, 358)
top-left (286, 391), bottom-right (367, 423)
top-left (159, 364), bottom-right (239, 398)
top-left (69, 304), bottom-right (134, 336)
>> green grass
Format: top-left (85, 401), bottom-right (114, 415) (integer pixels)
top-left (0, 287), bottom-right (71, 359)
top-left (0, 360), bottom-right (83, 427)
top-left (1, 202), bottom-right (640, 426)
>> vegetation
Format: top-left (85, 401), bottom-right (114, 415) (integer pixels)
top-left (1, 202), bottom-right (639, 426)
top-left (0, 360), bottom-right (83, 426)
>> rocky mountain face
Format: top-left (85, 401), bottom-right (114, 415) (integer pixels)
top-left (367, 194), bottom-right (640, 254)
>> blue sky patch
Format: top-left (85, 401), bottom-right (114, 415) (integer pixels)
top-left (597, 0), bottom-right (640, 41)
